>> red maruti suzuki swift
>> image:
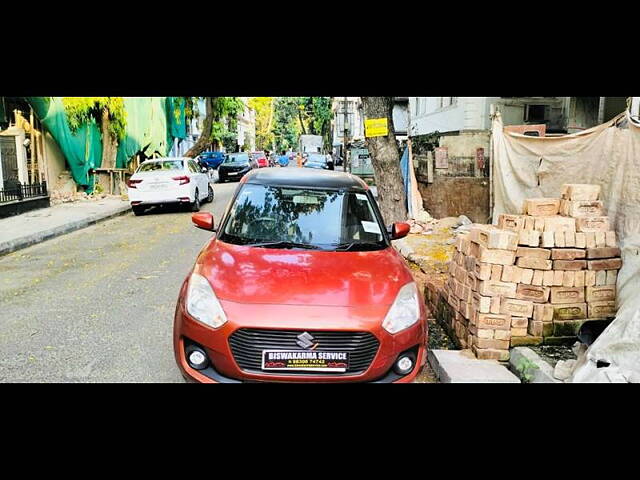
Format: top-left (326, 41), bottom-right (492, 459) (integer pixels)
top-left (173, 168), bottom-right (428, 383)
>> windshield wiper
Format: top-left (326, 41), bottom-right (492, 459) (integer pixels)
top-left (244, 241), bottom-right (321, 250)
top-left (332, 241), bottom-right (386, 252)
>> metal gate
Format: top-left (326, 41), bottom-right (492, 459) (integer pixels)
top-left (0, 136), bottom-right (19, 188)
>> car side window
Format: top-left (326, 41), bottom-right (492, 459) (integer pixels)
top-left (188, 160), bottom-right (199, 173)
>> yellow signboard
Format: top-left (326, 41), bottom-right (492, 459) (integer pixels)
top-left (365, 118), bottom-right (389, 138)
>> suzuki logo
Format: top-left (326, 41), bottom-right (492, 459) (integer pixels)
top-left (296, 332), bottom-right (319, 350)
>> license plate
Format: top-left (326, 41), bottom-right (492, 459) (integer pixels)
top-left (262, 350), bottom-right (349, 372)
top-left (228, 172), bottom-right (238, 176)
top-left (149, 183), bottom-right (167, 190)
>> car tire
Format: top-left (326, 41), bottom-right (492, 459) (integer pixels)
top-left (191, 190), bottom-right (200, 212)
top-left (132, 205), bottom-right (145, 216)
top-left (206, 185), bottom-right (214, 203)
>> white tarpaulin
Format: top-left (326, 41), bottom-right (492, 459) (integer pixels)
top-left (491, 111), bottom-right (640, 383)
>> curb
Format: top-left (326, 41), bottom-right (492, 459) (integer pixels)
top-left (509, 347), bottom-right (562, 383)
top-left (0, 204), bottom-right (132, 257)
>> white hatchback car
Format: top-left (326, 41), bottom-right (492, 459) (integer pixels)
top-left (127, 158), bottom-right (214, 216)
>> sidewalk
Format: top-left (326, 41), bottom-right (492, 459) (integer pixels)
top-left (0, 198), bottom-right (131, 256)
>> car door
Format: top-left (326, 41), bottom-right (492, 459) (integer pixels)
top-left (189, 160), bottom-right (206, 199)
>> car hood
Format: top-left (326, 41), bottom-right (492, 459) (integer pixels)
top-left (194, 239), bottom-right (413, 307)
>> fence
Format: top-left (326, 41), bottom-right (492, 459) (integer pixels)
top-left (0, 181), bottom-right (48, 204)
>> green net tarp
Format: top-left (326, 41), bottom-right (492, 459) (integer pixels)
top-left (27, 97), bottom-right (187, 192)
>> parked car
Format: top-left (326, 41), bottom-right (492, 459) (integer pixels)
top-left (303, 152), bottom-right (334, 170)
top-left (173, 168), bottom-right (427, 383)
top-left (217, 152), bottom-right (257, 182)
top-left (251, 151), bottom-right (268, 168)
top-left (127, 158), bottom-right (213, 216)
top-left (197, 151), bottom-right (226, 170)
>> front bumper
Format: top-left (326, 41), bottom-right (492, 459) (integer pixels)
top-left (173, 288), bottom-right (428, 383)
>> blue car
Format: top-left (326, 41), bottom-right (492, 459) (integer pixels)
top-left (198, 151), bottom-right (226, 170)
top-left (303, 153), bottom-right (334, 170)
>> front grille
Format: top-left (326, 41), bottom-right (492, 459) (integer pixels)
top-left (228, 328), bottom-right (380, 375)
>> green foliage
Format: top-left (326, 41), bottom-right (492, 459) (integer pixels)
top-left (515, 357), bottom-right (539, 383)
top-left (272, 97), bottom-right (302, 152)
top-left (412, 131), bottom-right (441, 154)
top-left (248, 97), bottom-right (274, 150)
top-left (62, 97), bottom-right (127, 141)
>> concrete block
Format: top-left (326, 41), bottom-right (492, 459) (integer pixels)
top-left (428, 349), bottom-right (520, 383)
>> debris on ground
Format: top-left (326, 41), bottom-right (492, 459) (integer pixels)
top-left (529, 344), bottom-right (577, 367)
top-left (553, 359), bottom-right (578, 381)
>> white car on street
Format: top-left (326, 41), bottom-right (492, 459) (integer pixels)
top-left (127, 157), bottom-right (214, 216)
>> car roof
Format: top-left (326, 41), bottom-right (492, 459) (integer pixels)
top-left (244, 167), bottom-right (368, 190)
top-left (141, 157), bottom-right (187, 163)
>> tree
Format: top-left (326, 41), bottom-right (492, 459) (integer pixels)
top-left (183, 97), bottom-right (245, 157)
top-left (272, 97), bottom-right (301, 152)
top-left (248, 97), bottom-right (275, 150)
top-left (296, 97), bottom-right (334, 150)
top-left (63, 97), bottom-right (126, 169)
top-left (361, 97), bottom-right (407, 224)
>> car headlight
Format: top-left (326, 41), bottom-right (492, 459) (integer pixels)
top-left (382, 282), bottom-right (420, 334)
top-left (186, 272), bottom-right (228, 329)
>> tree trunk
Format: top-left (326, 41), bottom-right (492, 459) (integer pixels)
top-left (298, 110), bottom-right (307, 135)
top-left (184, 97), bottom-right (215, 157)
top-left (100, 108), bottom-right (118, 169)
top-left (361, 97), bottom-right (407, 225)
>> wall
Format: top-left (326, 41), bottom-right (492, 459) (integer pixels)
top-left (417, 177), bottom-right (490, 223)
top-left (413, 130), bottom-right (491, 221)
top-left (44, 130), bottom-right (74, 191)
top-left (410, 97), bottom-right (466, 135)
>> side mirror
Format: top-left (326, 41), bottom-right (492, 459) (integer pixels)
top-left (390, 222), bottom-right (410, 240)
top-left (192, 212), bottom-right (215, 231)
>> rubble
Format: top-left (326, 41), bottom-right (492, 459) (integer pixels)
top-left (553, 359), bottom-right (577, 381)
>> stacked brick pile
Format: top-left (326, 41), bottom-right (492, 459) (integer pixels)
top-left (443, 184), bottom-right (621, 361)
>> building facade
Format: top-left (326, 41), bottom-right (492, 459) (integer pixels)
top-left (409, 97), bottom-right (629, 137)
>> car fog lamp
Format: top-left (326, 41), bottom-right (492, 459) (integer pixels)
top-left (188, 349), bottom-right (209, 370)
top-left (394, 355), bottom-right (414, 375)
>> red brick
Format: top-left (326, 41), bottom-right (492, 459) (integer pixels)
top-left (554, 260), bottom-right (587, 270)
top-left (515, 247), bottom-right (551, 259)
top-left (516, 284), bottom-right (550, 303)
top-left (576, 217), bottom-right (610, 233)
top-left (586, 247), bottom-right (621, 259)
top-left (476, 313), bottom-right (512, 330)
top-left (587, 258), bottom-right (622, 271)
top-left (585, 286), bottom-right (616, 302)
top-left (588, 301), bottom-right (617, 318)
top-left (552, 303), bottom-right (587, 320)
top-left (524, 198), bottom-right (561, 216)
top-left (550, 286), bottom-right (585, 304)
top-left (551, 248), bottom-right (586, 260)
top-left (516, 257), bottom-right (553, 270)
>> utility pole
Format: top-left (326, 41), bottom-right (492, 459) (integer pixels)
top-left (343, 96), bottom-right (350, 173)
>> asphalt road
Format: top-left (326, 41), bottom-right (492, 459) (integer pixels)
top-left (0, 182), bottom-right (237, 382)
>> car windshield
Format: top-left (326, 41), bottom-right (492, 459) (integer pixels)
top-left (224, 154), bottom-right (249, 165)
top-left (251, 152), bottom-right (264, 159)
top-left (306, 154), bottom-right (326, 164)
top-left (138, 160), bottom-right (183, 172)
top-left (219, 184), bottom-right (387, 250)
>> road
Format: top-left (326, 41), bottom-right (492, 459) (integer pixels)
top-left (0, 182), bottom-right (236, 382)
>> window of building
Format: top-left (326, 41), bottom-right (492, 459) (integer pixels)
top-left (440, 97), bottom-right (457, 109)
